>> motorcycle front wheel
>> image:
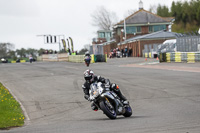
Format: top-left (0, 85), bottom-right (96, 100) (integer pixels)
top-left (100, 100), bottom-right (116, 119)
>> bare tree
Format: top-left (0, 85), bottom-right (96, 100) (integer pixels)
top-left (91, 6), bottom-right (118, 30)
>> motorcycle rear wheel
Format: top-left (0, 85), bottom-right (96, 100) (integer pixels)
top-left (123, 106), bottom-right (132, 117)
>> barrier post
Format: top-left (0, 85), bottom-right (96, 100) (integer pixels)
top-left (187, 53), bottom-right (195, 63)
top-left (145, 53), bottom-right (148, 58)
top-left (166, 53), bottom-right (171, 62)
top-left (91, 54), bottom-right (95, 63)
top-left (175, 52), bottom-right (181, 62)
top-left (149, 52), bottom-right (151, 58)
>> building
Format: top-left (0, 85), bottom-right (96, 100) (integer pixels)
top-left (118, 30), bottom-right (176, 57)
top-left (113, 1), bottom-right (174, 43)
top-left (92, 30), bottom-right (113, 45)
top-left (104, 0), bottom-right (175, 57)
top-left (92, 0), bottom-right (175, 57)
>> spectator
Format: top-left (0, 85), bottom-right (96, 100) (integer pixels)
top-left (121, 48), bottom-right (124, 58)
top-left (68, 48), bottom-right (71, 55)
top-left (128, 47), bottom-right (132, 57)
top-left (113, 48), bottom-right (116, 57)
top-left (124, 46), bottom-right (128, 57)
top-left (29, 55), bottom-right (33, 63)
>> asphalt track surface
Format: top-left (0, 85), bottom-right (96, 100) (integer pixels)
top-left (0, 57), bottom-right (200, 133)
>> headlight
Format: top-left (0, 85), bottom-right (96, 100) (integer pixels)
top-left (101, 94), bottom-right (105, 97)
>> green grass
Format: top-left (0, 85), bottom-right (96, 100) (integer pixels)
top-left (0, 83), bottom-right (24, 129)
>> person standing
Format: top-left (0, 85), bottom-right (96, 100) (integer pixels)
top-left (29, 55), bottom-right (33, 63)
top-left (121, 48), bottom-right (124, 58)
top-left (124, 46), bottom-right (128, 57)
top-left (128, 47), bottom-right (132, 57)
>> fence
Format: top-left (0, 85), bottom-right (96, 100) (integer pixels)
top-left (176, 33), bottom-right (200, 52)
top-left (143, 33), bottom-right (200, 61)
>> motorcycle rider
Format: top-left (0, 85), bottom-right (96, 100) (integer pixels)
top-left (82, 69), bottom-right (128, 111)
top-left (84, 51), bottom-right (91, 60)
top-left (84, 51), bottom-right (91, 66)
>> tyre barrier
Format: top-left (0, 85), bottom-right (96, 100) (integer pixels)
top-left (159, 52), bottom-right (200, 63)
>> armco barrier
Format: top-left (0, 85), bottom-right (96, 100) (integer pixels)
top-left (69, 55), bottom-right (84, 63)
top-left (158, 52), bottom-right (200, 63)
top-left (11, 61), bottom-right (16, 63)
top-left (58, 53), bottom-right (69, 61)
top-left (20, 60), bottom-right (26, 63)
top-left (42, 53), bottom-right (68, 62)
top-left (41, 54), bottom-right (106, 63)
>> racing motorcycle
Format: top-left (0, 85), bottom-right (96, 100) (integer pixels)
top-left (84, 56), bottom-right (91, 67)
top-left (89, 82), bottom-right (132, 119)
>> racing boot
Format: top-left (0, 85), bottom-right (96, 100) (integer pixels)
top-left (117, 90), bottom-right (129, 105)
top-left (91, 102), bottom-right (98, 111)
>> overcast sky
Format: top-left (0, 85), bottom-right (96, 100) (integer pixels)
top-left (0, 0), bottom-right (178, 51)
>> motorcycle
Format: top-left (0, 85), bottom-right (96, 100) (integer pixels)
top-left (84, 56), bottom-right (91, 67)
top-left (89, 82), bottom-right (132, 119)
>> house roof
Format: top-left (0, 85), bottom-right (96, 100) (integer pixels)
top-left (119, 30), bottom-right (176, 45)
top-left (116, 9), bottom-right (174, 26)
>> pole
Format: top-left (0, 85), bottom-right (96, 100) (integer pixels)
top-left (124, 19), bottom-right (127, 40)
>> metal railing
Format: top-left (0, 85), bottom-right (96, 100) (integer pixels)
top-left (175, 33), bottom-right (200, 52)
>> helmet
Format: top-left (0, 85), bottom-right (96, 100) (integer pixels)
top-left (84, 69), bottom-right (94, 82)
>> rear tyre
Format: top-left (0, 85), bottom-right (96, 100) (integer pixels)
top-left (100, 101), bottom-right (116, 119)
top-left (123, 106), bottom-right (132, 117)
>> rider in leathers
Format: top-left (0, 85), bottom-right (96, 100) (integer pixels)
top-left (82, 69), bottom-right (128, 111)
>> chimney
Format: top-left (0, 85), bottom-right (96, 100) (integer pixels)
top-left (139, 0), bottom-right (143, 10)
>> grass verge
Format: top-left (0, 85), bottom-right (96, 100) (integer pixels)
top-left (0, 83), bottom-right (24, 129)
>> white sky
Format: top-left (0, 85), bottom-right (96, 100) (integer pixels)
top-left (0, 0), bottom-right (179, 51)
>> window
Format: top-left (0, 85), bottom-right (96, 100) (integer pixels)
top-left (126, 26), bottom-right (136, 34)
top-left (137, 26), bottom-right (141, 33)
top-left (105, 32), bottom-right (111, 38)
top-left (149, 26), bottom-right (153, 32)
top-left (126, 26), bottom-right (141, 34)
top-left (149, 25), bottom-right (166, 32)
top-left (98, 32), bottom-right (105, 38)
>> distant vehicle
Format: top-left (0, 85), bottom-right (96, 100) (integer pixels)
top-left (1, 58), bottom-right (8, 63)
top-left (158, 39), bottom-right (177, 53)
top-left (16, 59), bottom-right (20, 63)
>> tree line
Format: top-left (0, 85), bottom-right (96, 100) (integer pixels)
top-left (0, 43), bottom-right (47, 60)
top-left (156, 0), bottom-right (200, 33)
top-left (0, 43), bottom-right (90, 61)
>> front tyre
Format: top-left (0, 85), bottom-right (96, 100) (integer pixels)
top-left (100, 101), bottom-right (116, 119)
top-left (123, 106), bottom-right (132, 117)
top-left (86, 62), bottom-right (89, 67)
